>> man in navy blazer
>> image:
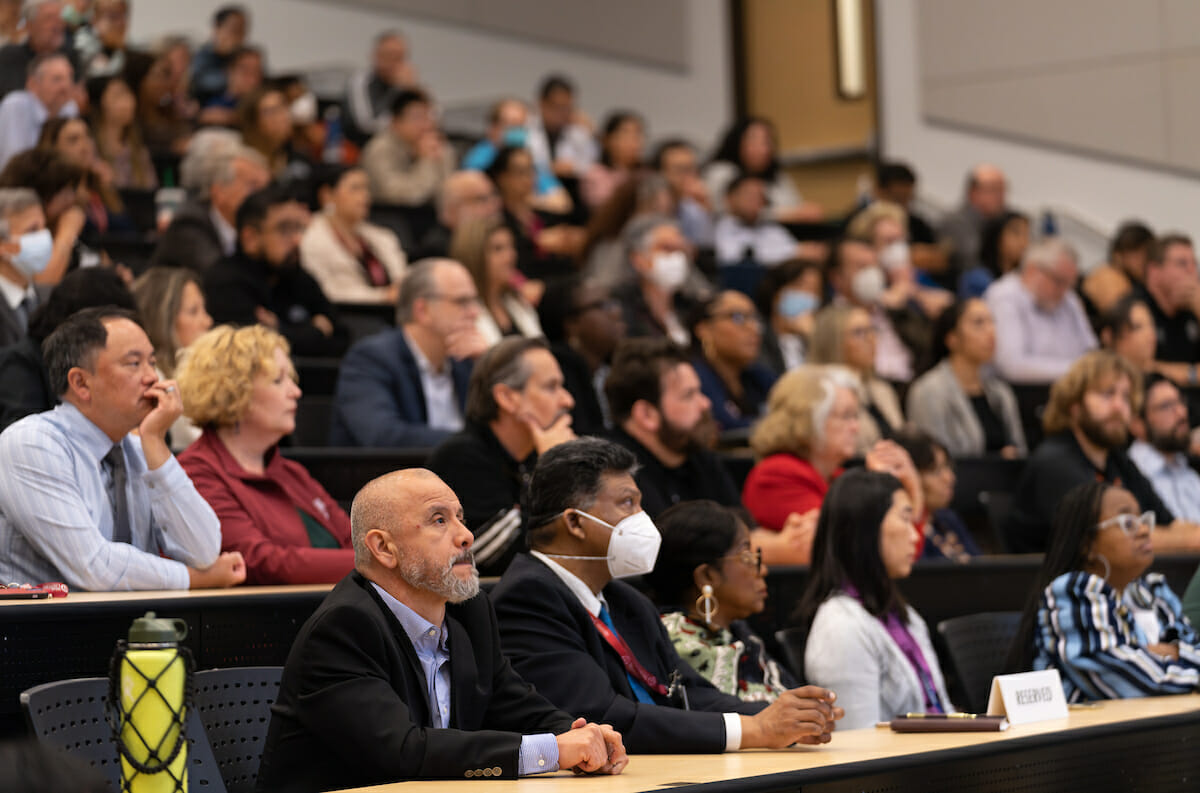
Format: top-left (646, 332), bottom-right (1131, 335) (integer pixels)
top-left (330, 259), bottom-right (487, 446)
top-left (256, 469), bottom-right (627, 792)
top-left (491, 438), bottom-right (843, 754)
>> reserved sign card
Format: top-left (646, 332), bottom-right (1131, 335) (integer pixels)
top-left (986, 669), bottom-right (1069, 725)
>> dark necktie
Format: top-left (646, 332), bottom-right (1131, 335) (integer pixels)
top-left (104, 445), bottom-right (131, 544)
top-left (14, 294), bottom-right (33, 333)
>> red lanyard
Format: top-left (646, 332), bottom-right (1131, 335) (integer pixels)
top-left (589, 612), bottom-right (668, 697)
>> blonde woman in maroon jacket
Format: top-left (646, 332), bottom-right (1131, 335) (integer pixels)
top-left (177, 324), bottom-right (354, 584)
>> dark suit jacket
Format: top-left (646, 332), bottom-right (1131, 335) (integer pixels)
top-left (256, 571), bottom-right (573, 793)
top-left (491, 554), bottom-right (764, 754)
top-left (0, 283), bottom-right (49, 349)
top-left (330, 328), bottom-right (473, 447)
top-left (149, 200), bottom-right (225, 273)
top-left (0, 335), bottom-right (49, 432)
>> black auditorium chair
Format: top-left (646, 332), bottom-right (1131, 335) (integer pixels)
top-left (293, 357), bottom-right (342, 397)
top-left (949, 457), bottom-right (1025, 553)
top-left (193, 667), bottom-right (283, 793)
top-left (282, 446), bottom-right (432, 506)
top-left (936, 611), bottom-right (1022, 714)
top-left (774, 626), bottom-right (808, 684)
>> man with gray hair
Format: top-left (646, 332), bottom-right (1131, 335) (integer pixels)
top-left (0, 187), bottom-right (51, 346)
top-left (427, 337), bottom-right (575, 575)
top-left (150, 132), bottom-right (269, 272)
top-left (256, 467), bottom-right (627, 792)
top-left (0, 51), bottom-right (77, 168)
top-left (610, 215), bottom-right (705, 345)
top-left (331, 258), bottom-right (488, 446)
top-left (984, 236), bottom-right (1097, 383)
top-left (0, 0), bottom-right (77, 99)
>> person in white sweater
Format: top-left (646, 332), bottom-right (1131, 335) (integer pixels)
top-left (793, 467), bottom-right (954, 729)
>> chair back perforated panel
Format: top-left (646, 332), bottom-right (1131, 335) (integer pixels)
top-left (774, 626), bottom-right (809, 683)
top-left (192, 667), bottom-right (283, 793)
top-left (937, 611), bottom-right (1023, 713)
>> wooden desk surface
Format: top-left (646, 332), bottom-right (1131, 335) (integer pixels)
top-left (333, 695), bottom-right (1200, 793)
top-left (0, 584), bottom-right (333, 609)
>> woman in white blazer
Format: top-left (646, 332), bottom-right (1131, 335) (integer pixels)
top-left (795, 468), bottom-right (954, 729)
top-left (450, 216), bottom-right (543, 346)
top-left (300, 164), bottom-right (407, 305)
top-left (906, 298), bottom-right (1026, 458)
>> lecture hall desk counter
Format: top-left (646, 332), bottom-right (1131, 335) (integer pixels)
top-left (332, 696), bottom-right (1200, 793)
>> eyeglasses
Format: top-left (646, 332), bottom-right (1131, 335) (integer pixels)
top-left (1095, 510), bottom-right (1155, 537)
top-left (708, 311), bottom-right (761, 327)
top-left (846, 325), bottom-right (877, 340)
top-left (266, 220), bottom-right (307, 237)
top-left (719, 547), bottom-right (763, 570)
top-left (575, 298), bottom-right (620, 315)
top-left (429, 293), bottom-right (480, 309)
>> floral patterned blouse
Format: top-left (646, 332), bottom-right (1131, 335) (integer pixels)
top-left (660, 612), bottom-right (797, 702)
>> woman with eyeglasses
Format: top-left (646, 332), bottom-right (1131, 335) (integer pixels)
top-left (450, 216), bottom-right (543, 345)
top-left (645, 500), bottom-right (798, 702)
top-left (793, 468), bottom-right (953, 729)
top-left (1007, 481), bottom-right (1200, 700)
top-left (690, 290), bottom-right (777, 432)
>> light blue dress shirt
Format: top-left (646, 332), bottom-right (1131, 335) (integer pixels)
top-left (0, 402), bottom-right (220, 590)
top-left (0, 90), bottom-right (78, 170)
top-left (370, 583), bottom-right (559, 775)
top-left (1129, 440), bottom-right (1200, 522)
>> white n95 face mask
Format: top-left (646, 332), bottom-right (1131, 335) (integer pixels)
top-left (648, 251), bottom-right (689, 292)
top-left (550, 509), bottom-right (662, 579)
top-left (851, 265), bottom-right (886, 305)
top-left (878, 241), bottom-right (910, 272)
top-left (11, 229), bottom-right (53, 277)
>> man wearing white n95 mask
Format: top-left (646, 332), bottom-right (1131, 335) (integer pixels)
top-left (0, 188), bottom-right (52, 348)
top-left (492, 437), bottom-right (843, 754)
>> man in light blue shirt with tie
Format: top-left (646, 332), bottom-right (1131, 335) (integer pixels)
top-left (0, 306), bottom-right (245, 590)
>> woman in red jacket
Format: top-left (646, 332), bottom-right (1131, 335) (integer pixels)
top-left (177, 325), bottom-right (354, 584)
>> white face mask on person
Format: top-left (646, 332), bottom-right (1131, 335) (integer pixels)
top-left (647, 250), bottom-right (689, 291)
top-left (546, 509), bottom-right (662, 579)
top-left (850, 265), bottom-right (886, 305)
top-left (10, 229), bottom-right (53, 277)
top-left (878, 241), bottom-right (910, 272)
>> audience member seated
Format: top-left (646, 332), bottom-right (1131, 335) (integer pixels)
top-left (136, 35), bottom-right (196, 157)
top-left (808, 305), bottom-right (904, 449)
top-left (1129, 374), bottom-right (1200, 522)
top-left (1098, 293), bottom-right (1157, 375)
top-left (0, 52), bottom-right (78, 169)
top-left (427, 337), bottom-right (575, 575)
top-left (130, 266), bottom-right (212, 451)
top-left (487, 144), bottom-right (583, 280)
top-left (86, 74), bottom-right (158, 190)
top-left (190, 4), bottom-right (249, 106)
top-left (1005, 351), bottom-right (1200, 553)
top-left (462, 98), bottom-right (570, 214)
top-left (178, 325), bottom-right (355, 584)
top-left (893, 427), bottom-right (982, 562)
top-left (703, 117), bottom-right (820, 222)
top-left (0, 266), bottom-right (134, 430)
top-left (937, 163), bottom-right (1008, 285)
top-left (1082, 221), bottom-right (1154, 314)
top-left (958, 210), bottom-right (1030, 298)
top-left (151, 132), bottom-right (269, 271)
top-left (451, 216), bottom-right (542, 345)
top-left (300, 164), bottom-right (407, 304)
top-left (613, 215), bottom-right (705, 346)
top-left (415, 169), bottom-right (499, 259)
top-left (825, 237), bottom-right (921, 383)
top-left (344, 29), bottom-right (418, 144)
top-left (713, 175), bottom-right (804, 269)
top-left (0, 0), bottom-right (76, 99)
top-left (689, 290), bottom-right (776, 431)
top-left (582, 111), bottom-right (644, 211)
top-left (196, 44), bottom-right (263, 128)
top-left (361, 88), bottom-right (454, 208)
top-left (330, 258), bottom-right (484, 447)
top-left (0, 306), bottom-right (245, 590)
top-left (37, 116), bottom-right (135, 237)
top-left (0, 187), bottom-right (52, 347)
top-left (794, 469), bottom-right (953, 729)
top-left (526, 73), bottom-right (598, 181)
top-left (238, 84), bottom-right (311, 182)
top-left (492, 437), bottom-right (843, 753)
top-left (851, 161), bottom-right (946, 284)
top-left (754, 258), bottom-right (822, 375)
top-left (605, 337), bottom-right (740, 518)
top-left (743, 366), bottom-right (923, 564)
top-left (1136, 234), bottom-right (1200, 386)
top-left (205, 184), bottom-right (349, 357)
top-left (651, 138), bottom-right (713, 247)
top-left (73, 0), bottom-right (145, 80)
top-left (845, 200), bottom-right (952, 322)
top-left (254, 468), bottom-right (626, 792)
top-left (579, 172), bottom-right (674, 291)
top-left (1007, 482), bottom-right (1200, 700)
top-left (646, 500), bottom-right (798, 702)
top-left (984, 237), bottom-right (1097, 384)
top-left (538, 274), bottom-right (625, 436)
top-left (905, 299), bottom-right (1025, 458)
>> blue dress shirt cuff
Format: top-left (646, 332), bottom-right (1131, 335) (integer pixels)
top-left (518, 733), bottom-right (559, 776)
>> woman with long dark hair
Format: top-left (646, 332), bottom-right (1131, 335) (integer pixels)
top-left (1006, 481), bottom-right (1200, 701)
top-left (702, 117), bottom-right (820, 222)
top-left (794, 468), bottom-right (953, 728)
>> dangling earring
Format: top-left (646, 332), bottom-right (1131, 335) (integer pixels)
top-left (695, 584), bottom-right (719, 629)
top-left (1089, 553), bottom-right (1111, 582)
